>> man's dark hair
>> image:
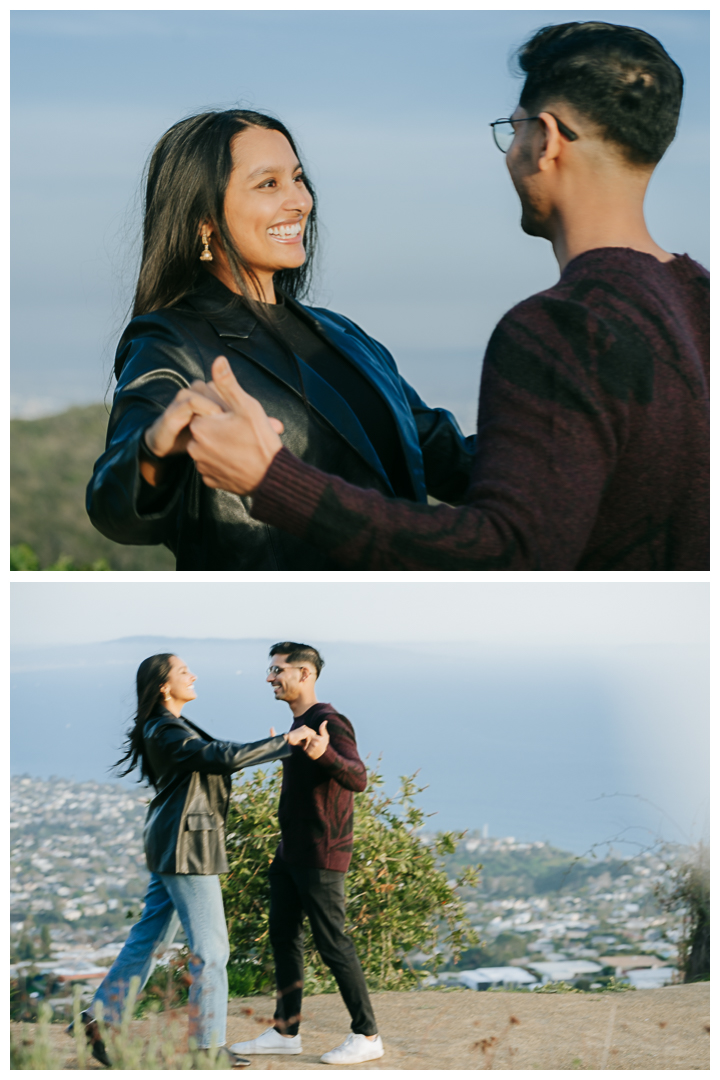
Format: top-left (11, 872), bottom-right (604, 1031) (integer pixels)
top-left (269, 641), bottom-right (325, 678)
top-left (516, 21), bottom-right (684, 165)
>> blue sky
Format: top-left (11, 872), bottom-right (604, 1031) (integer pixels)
top-left (11, 10), bottom-right (709, 422)
top-left (9, 580), bottom-right (708, 647)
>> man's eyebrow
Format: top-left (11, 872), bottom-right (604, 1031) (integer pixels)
top-left (246, 162), bottom-right (303, 181)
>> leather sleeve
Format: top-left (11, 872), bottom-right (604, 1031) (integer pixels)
top-left (149, 720), bottom-right (292, 777)
top-left (401, 377), bottom-right (476, 504)
top-left (85, 314), bottom-right (203, 546)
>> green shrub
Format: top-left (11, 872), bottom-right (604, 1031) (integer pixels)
top-left (533, 980), bottom-right (582, 994)
top-left (656, 842), bottom-right (709, 983)
top-left (10, 543), bottom-right (40, 570)
top-left (596, 976), bottom-right (635, 992)
top-left (221, 764), bottom-right (479, 996)
top-left (10, 542), bottom-right (111, 570)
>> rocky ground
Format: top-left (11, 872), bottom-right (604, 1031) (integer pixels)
top-left (11, 983), bottom-right (709, 1070)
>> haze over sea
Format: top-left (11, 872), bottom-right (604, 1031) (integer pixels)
top-left (11, 636), bottom-right (707, 857)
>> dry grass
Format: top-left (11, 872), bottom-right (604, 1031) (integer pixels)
top-left (11, 983), bottom-right (709, 1069)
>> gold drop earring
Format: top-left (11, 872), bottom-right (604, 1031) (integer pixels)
top-left (200, 228), bottom-right (213, 262)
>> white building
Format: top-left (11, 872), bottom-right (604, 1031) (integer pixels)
top-left (525, 960), bottom-right (603, 983)
top-left (434, 966), bottom-right (538, 990)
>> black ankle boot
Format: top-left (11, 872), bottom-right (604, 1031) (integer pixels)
top-left (66, 1010), bottom-right (112, 1067)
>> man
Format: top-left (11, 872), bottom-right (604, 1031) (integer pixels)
top-left (186, 21), bottom-right (709, 570)
top-left (230, 643), bottom-right (383, 1066)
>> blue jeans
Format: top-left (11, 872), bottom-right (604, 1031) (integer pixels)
top-left (92, 873), bottom-right (229, 1048)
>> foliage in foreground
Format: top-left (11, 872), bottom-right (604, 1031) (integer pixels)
top-left (10, 542), bottom-right (111, 571)
top-left (532, 980), bottom-right (583, 994)
top-left (11, 983), bottom-right (231, 1070)
top-left (221, 764), bottom-right (479, 996)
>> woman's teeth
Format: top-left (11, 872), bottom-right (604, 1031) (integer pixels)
top-left (268, 223), bottom-right (302, 238)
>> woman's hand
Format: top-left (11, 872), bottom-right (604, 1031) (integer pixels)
top-left (187, 357), bottom-right (284, 495)
top-left (282, 725), bottom-right (314, 747)
top-left (140, 387), bottom-right (227, 486)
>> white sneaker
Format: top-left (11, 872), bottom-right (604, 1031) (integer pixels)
top-left (320, 1033), bottom-right (384, 1065)
top-left (229, 1027), bottom-right (303, 1055)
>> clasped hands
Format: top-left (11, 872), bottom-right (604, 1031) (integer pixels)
top-left (142, 356), bottom-right (283, 493)
top-left (274, 721), bottom-right (329, 761)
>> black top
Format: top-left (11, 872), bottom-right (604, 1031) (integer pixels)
top-left (265, 295), bottom-right (415, 498)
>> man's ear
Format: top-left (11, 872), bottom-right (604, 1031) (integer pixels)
top-left (537, 112), bottom-right (564, 171)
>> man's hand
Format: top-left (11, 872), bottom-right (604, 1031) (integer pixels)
top-left (283, 725), bottom-right (314, 747)
top-left (303, 720), bottom-right (330, 760)
top-left (187, 356), bottom-right (285, 495)
top-left (141, 387), bottom-right (226, 486)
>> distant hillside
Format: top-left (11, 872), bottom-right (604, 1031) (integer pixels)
top-left (11, 404), bottom-right (175, 570)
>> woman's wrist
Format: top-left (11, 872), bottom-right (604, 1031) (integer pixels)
top-left (139, 428), bottom-right (168, 487)
top-left (141, 427), bottom-right (165, 463)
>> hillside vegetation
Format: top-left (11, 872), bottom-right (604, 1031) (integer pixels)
top-left (11, 405), bottom-right (175, 570)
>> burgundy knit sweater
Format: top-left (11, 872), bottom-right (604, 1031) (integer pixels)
top-left (252, 249), bottom-right (709, 570)
top-left (277, 702), bottom-right (367, 872)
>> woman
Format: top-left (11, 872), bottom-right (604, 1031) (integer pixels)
top-left (73, 653), bottom-right (313, 1068)
top-left (86, 109), bottom-right (474, 569)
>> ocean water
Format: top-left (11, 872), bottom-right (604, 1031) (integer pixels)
top-left (10, 637), bottom-right (708, 856)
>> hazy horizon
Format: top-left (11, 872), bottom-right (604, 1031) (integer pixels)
top-left (11, 633), bottom-right (708, 857)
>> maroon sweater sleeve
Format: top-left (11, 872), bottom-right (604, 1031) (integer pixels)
top-left (250, 252), bottom-right (709, 571)
top-left (316, 716), bottom-right (368, 792)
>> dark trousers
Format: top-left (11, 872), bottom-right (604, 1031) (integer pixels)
top-left (268, 855), bottom-right (377, 1037)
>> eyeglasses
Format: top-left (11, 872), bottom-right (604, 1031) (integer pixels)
top-left (490, 114), bottom-right (579, 153)
top-left (266, 664), bottom-right (304, 677)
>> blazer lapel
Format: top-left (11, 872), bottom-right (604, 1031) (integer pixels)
top-left (182, 276), bottom-right (420, 496)
top-left (290, 300), bottom-right (426, 500)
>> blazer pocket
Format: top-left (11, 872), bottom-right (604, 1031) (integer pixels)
top-left (186, 814), bottom-right (216, 831)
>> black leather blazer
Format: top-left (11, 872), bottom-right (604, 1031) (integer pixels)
top-left (86, 274), bottom-right (475, 569)
top-left (142, 707), bottom-right (291, 875)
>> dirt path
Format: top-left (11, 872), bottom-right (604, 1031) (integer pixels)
top-left (12, 983), bottom-right (709, 1070)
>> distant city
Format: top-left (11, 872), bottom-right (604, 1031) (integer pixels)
top-left (423, 827), bottom-right (682, 992)
top-left (11, 775), bottom-right (684, 1012)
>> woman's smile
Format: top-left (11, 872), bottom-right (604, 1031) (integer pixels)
top-left (267, 220), bottom-right (304, 243)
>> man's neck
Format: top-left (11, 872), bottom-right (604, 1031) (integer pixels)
top-left (548, 168), bottom-right (673, 272)
top-left (289, 693), bottom-right (319, 719)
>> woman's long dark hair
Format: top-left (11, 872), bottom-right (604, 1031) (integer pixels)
top-left (130, 109), bottom-right (318, 324)
top-left (113, 653), bottom-right (175, 787)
